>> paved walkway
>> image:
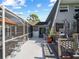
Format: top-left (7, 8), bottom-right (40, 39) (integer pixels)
top-left (6, 37), bottom-right (44, 59)
top-left (6, 31), bottom-right (58, 59)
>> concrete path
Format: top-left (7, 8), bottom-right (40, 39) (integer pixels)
top-left (6, 31), bottom-right (58, 59)
top-left (6, 37), bottom-right (44, 59)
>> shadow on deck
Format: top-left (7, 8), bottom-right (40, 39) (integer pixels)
top-left (42, 43), bottom-right (59, 59)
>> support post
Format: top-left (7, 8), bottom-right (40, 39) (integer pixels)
top-left (15, 26), bottom-right (17, 36)
top-left (58, 38), bottom-right (61, 59)
top-left (7, 25), bottom-right (9, 37)
top-left (2, 5), bottom-right (5, 59)
top-left (27, 23), bottom-right (29, 40)
top-left (23, 22), bottom-right (26, 42)
top-left (10, 25), bottom-right (12, 37)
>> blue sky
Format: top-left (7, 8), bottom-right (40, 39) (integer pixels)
top-left (0, 0), bottom-right (56, 21)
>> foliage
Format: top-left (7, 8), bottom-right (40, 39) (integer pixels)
top-left (30, 14), bottom-right (40, 21)
top-left (49, 27), bottom-right (57, 36)
top-left (27, 13), bottom-right (40, 25)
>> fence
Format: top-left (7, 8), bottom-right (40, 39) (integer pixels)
top-left (5, 33), bottom-right (29, 57)
top-left (58, 35), bottom-right (79, 59)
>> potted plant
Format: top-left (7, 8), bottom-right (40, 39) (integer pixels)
top-left (47, 28), bottom-right (57, 43)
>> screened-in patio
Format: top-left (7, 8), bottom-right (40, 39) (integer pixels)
top-left (0, 5), bottom-right (28, 58)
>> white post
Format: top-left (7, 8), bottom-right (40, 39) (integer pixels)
top-left (2, 5), bottom-right (5, 59)
top-left (9, 25), bottom-right (10, 37)
top-left (27, 23), bottom-right (29, 40)
top-left (58, 38), bottom-right (61, 59)
top-left (10, 25), bottom-right (12, 37)
top-left (7, 25), bottom-right (9, 37)
top-left (38, 26), bottom-right (40, 37)
top-left (15, 26), bottom-right (17, 36)
top-left (6, 25), bottom-right (9, 37)
top-left (23, 22), bottom-right (26, 42)
top-left (46, 26), bottom-right (48, 34)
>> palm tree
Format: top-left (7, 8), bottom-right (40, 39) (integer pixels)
top-left (27, 13), bottom-right (40, 25)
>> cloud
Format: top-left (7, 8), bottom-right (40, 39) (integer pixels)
top-left (31, 0), bottom-right (34, 2)
top-left (37, 4), bottom-right (42, 8)
top-left (48, 3), bottom-right (54, 7)
top-left (3, 0), bottom-right (26, 6)
top-left (3, 0), bottom-right (15, 6)
top-left (14, 12), bottom-right (23, 15)
top-left (27, 10), bottom-right (39, 14)
top-left (12, 6), bottom-right (22, 9)
top-left (2, 0), bottom-right (26, 9)
top-left (50, 0), bottom-right (57, 3)
top-left (48, 0), bottom-right (56, 7)
top-left (34, 10), bottom-right (39, 13)
top-left (27, 10), bottom-right (31, 13)
top-left (18, 12), bottom-right (23, 15)
top-left (43, 9), bottom-right (49, 11)
top-left (17, 0), bottom-right (26, 6)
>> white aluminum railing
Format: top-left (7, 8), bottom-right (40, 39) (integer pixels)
top-left (5, 33), bottom-right (29, 43)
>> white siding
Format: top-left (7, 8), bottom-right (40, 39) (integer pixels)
top-left (54, 5), bottom-right (77, 32)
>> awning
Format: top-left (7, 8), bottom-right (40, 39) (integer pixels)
top-left (0, 18), bottom-right (16, 25)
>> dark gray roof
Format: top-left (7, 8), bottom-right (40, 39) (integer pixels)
top-left (36, 22), bottom-right (47, 25)
top-left (29, 0), bottom-right (59, 29)
top-left (46, 0), bottom-right (59, 30)
top-left (36, 0), bottom-right (59, 29)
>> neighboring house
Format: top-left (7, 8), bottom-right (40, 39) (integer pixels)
top-left (27, 0), bottom-right (59, 38)
top-left (28, 22), bottom-right (48, 38)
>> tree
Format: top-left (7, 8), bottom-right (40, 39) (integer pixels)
top-left (27, 13), bottom-right (40, 25)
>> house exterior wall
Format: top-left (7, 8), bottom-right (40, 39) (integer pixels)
top-left (61, 0), bottom-right (79, 4)
top-left (54, 4), bottom-right (78, 33)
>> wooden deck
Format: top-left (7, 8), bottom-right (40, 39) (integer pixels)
top-left (42, 43), bottom-right (59, 59)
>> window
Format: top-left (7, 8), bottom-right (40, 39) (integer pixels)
top-left (55, 23), bottom-right (64, 32)
top-left (74, 6), bottom-right (79, 12)
top-left (75, 9), bottom-right (79, 12)
top-left (60, 9), bottom-right (68, 12)
top-left (60, 6), bottom-right (68, 12)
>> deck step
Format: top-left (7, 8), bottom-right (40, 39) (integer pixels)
top-left (43, 43), bottom-right (57, 59)
top-left (46, 57), bottom-right (56, 59)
